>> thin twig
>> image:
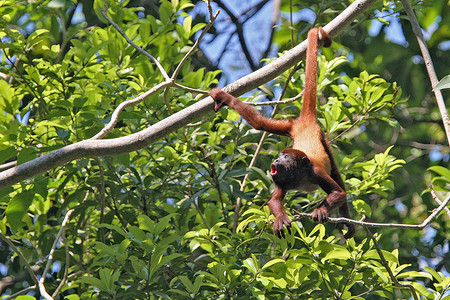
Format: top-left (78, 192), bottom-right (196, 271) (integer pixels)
top-left (173, 83), bottom-right (208, 94)
top-left (0, 160), bottom-right (16, 171)
top-left (51, 232), bottom-right (71, 298)
top-left (90, 80), bottom-right (173, 139)
top-left (101, 0), bottom-right (170, 81)
top-left (3, 286), bottom-right (37, 299)
top-left (215, 0), bottom-right (257, 71)
top-left (0, 233), bottom-right (39, 287)
top-left (171, 2), bottom-right (219, 80)
top-left (187, 114), bottom-right (215, 127)
top-left (364, 229), bottom-right (418, 300)
top-left (164, 1), bottom-right (219, 113)
top-left (291, 194), bottom-right (450, 229)
top-left (430, 188), bottom-right (450, 218)
top-left (400, 0), bottom-right (450, 144)
top-left (248, 92), bottom-right (302, 106)
top-left (39, 209), bottom-right (75, 300)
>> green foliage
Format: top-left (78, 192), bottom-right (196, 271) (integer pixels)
top-left (0, 0), bottom-right (449, 299)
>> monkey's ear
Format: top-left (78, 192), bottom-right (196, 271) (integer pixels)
top-left (301, 156), bottom-right (311, 167)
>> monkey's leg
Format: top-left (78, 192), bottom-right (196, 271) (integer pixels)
top-left (311, 167), bottom-right (346, 220)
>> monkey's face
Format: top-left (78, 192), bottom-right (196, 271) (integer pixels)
top-left (271, 149), bottom-right (309, 189)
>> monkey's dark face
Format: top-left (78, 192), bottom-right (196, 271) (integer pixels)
top-left (271, 149), bottom-right (309, 189)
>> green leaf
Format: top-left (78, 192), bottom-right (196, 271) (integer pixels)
top-left (15, 296), bottom-right (36, 300)
top-left (362, 249), bottom-right (398, 263)
top-left (261, 259), bottom-right (285, 271)
top-left (17, 147), bottom-right (37, 165)
top-left (243, 255), bottom-right (259, 275)
top-left (410, 282), bottom-right (430, 296)
top-left (80, 275), bottom-right (108, 291)
top-left (352, 199), bottom-right (372, 217)
top-left (192, 274), bottom-right (205, 294)
top-left (250, 166), bottom-right (271, 188)
top-left (422, 266), bottom-right (443, 282)
top-left (428, 166), bottom-right (450, 181)
top-left (128, 225), bottom-right (147, 242)
top-left (6, 190), bottom-right (35, 232)
top-left (0, 80), bottom-right (16, 114)
top-left (433, 74), bottom-right (450, 91)
top-left (397, 271), bottom-right (433, 280)
top-left (160, 1), bottom-right (174, 24)
top-left (0, 147), bottom-right (17, 165)
top-left (322, 247), bottom-right (351, 261)
top-left (178, 276), bottom-right (195, 294)
top-left (368, 265), bottom-right (389, 283)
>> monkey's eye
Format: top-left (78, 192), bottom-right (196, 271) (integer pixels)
top-left (284, 154), bottom-right (290, 159)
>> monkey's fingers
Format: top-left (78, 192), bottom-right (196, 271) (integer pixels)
top-left (275, 228), bottom-right (285, 238)
top-left (214, 101), bottom-right (227, 112)
top-left (273, 215), bottom-right (291, 238)
top-left (311, 207), bottom-right (329, 223)
top-left (209, 87), bottom-right (229, 112)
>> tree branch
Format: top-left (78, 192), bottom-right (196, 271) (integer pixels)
top-left (291, 194), bottom-right (450, 229)
top-left (0, 0), bottom-right (378, 190)
top-left (215, 0), bottom-right (257, 71)
top-left (0, 232), bottom-right (39, 287)
top-left (101, 0), bottom-right (170, 81)
top-left (365, 229), bottom-right (418, 300)
top-left (400, 0), bottom-right (450, 144)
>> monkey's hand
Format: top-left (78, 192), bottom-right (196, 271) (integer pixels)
top-left (273, 213), bottom-right (291, 238)
top-left (209, 87), bottom-right (233, 112)
top-left (311, 207), bottom-right (329, 223)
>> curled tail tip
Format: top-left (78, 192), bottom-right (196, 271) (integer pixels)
top-left (344, 223), bottom-right (356, 239)
top-left (318, 27), bottom-right (332, 47)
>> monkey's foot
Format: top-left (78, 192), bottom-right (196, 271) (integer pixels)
top-left (311, 207), bottom-right (329, 223)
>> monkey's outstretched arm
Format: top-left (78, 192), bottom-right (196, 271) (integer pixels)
top-left (267, 186), bottom-right (291, 238)
top-left (209, 87), bottom-right (293, 136)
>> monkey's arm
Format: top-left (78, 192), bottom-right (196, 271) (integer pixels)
top-left (267, 186), bottom-right (291, 237)
top-left (209, 87), bottom-right (293, 136)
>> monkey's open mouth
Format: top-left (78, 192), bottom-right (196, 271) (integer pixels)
top-left (270, 164), bottom-right (277, 175)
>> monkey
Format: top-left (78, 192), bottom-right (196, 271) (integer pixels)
top-left (208, 27), bottom-right (355, 239)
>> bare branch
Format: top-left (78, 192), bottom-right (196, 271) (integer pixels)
top-left (248, 91), bottom-right (302, 106)
top-left (400, 0), bottom-right (450, 144)
top-left (431, 188), bottom-right (450, 218)
top-left (39, 209), bottom-right (75, 300)
top-left (291, 194), bottom-right (450, 229)
top-left (215, 0), bottom-right (257, 70)
top-left (91, 80), bottom-right (173, 140)
top-left (259, 0), bottom-right (281, 69)
top-left (0, 232), bottom-right (39, 287)
top-left (171, 4), bottom-right (219, 80)
top-left (0, 161), bottom-right (16, 171)
top-left (365, 229), bottom-right (418, 300)
top-left (101, 0), bottom-right (170, 81)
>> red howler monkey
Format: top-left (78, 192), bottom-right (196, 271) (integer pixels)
top-left (208, 27), bottom-right (355, 239)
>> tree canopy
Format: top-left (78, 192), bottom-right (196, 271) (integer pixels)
top-left (0, 0), bottom-right (449, 299)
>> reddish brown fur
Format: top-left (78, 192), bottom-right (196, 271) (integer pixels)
top-left (209, 27), bottom-right (355, 239)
